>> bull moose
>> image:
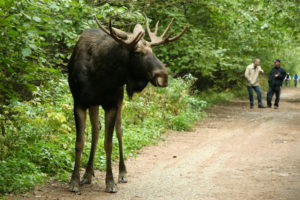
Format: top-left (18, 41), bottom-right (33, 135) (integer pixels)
top-left (67, 15), bottom-right (187, 193)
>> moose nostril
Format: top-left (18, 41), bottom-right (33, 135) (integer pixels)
top-left (157, 77), bottom-right (164, 85)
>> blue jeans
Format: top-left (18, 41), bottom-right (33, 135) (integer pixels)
top-left (247, 86), bottom-right (263, 106)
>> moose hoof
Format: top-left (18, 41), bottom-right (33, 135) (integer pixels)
top-left (69, 180), bottom-right (80, 193)
top-left (81, 173), bottom-right (93, 185)
top-left (105, 182), bottom-right (118, 193)
top-left (118, 174), bottom-right (128, 183)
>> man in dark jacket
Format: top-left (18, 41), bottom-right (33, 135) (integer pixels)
top-left (267, 59), bottom-right (286, 109)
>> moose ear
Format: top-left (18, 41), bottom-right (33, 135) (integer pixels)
top-left (133, 24), bottom-right (145, 38)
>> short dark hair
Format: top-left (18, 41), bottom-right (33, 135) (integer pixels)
top-left (274, 59), bottom-right (281, 63)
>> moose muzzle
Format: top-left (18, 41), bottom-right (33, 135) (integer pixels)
top-left (152, 70), bottom-right (168, 87)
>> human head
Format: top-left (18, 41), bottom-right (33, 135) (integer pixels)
top-left (274, 59), bottom-right (281, 67)
top-left (253, 58), bottom-right (260, 66)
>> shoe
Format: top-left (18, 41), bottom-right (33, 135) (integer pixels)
top-left (258, 105), bottom-right (266, 108)
top-left (274, 105), bottom-right (278, 109)
top-left (250, 105), bottom-right (254, 109)
top-left (267, 105), bottom-right (272, 108)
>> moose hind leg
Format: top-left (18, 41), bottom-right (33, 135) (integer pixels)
top-left (115, 102), bottom-right (127, 183)
top-left (104, 107), bottom-right (118, 193)
top-left (81, 106), bottom-right (100, 185)
top-left (70, 105), bottom-right (87, 192)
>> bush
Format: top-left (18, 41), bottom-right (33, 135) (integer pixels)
top-left (0, 158), bottom-right (45, 193)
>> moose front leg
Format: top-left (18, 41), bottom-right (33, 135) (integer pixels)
top-left (81, 106), bottom-right (100, 185)
top-left (115, 101), bottom-right (127, 183)
top-left (104, 107), bottom-right (118, 193)
top-left (70, 105), bottom-right (87, 192)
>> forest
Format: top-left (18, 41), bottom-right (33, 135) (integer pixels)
top-left (0, 0), bottom-right (299, 195)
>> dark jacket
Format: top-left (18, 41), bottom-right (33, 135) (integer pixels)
top-left (268, 66), bottom-right (286, 87)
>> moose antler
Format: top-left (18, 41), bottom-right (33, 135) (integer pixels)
top-left (95, 16), bottom-right (144, 49)
top-left (144, 14), bottom-right (188, 46)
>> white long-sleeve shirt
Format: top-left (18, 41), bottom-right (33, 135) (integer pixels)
top-left (244, 63), bottom-right (264, 86)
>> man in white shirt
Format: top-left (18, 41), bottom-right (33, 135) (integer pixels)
top-left (244, 58), bottom-right (266, 109)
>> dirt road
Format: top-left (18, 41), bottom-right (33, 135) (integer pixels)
top-left (12, 88), bottom-right (300, 200)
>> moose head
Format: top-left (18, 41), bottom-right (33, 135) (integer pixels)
top-left (95, 15), bottom-right (187, 96)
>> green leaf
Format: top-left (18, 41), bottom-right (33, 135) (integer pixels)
top-left (28, 44), bottom-right (37, 50)
top-left (22, 48), bottom-right (32, 57)
top-left (32, 16), bottom-right (41, 22)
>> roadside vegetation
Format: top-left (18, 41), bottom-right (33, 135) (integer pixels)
top-left (0, 0), bottom-right (299, 195)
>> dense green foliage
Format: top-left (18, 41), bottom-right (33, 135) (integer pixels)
top-left (0, 0), bottom-right (299, 195)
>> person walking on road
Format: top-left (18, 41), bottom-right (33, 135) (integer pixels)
top-left (267, 59), bottom-right (287, 109)
top-left (284, 73), bottom-right (291, 87)
top-left (244, 58), bottom-right (266, 109)
top-left (293, 74), bottom-right (298, 87)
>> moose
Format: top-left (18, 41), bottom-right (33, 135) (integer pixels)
top-left (67, 15), bottom-right (187, 193)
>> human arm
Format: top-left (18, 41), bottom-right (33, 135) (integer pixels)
top-left (244, 66), bottom-right (251, 82)
top-left (269, 69), bottom-right (273, 79)
top-left (268, 68), bottom-right (274, 85)
top-left (277, 68), bottom-right (287, 81)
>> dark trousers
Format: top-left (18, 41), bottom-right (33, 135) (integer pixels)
top-left (247, 86), bottom-right (263, 106)
top-left (267, 86), bottom-right (281, 106)
top-left (285, 80), bottom-right (290, 87)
